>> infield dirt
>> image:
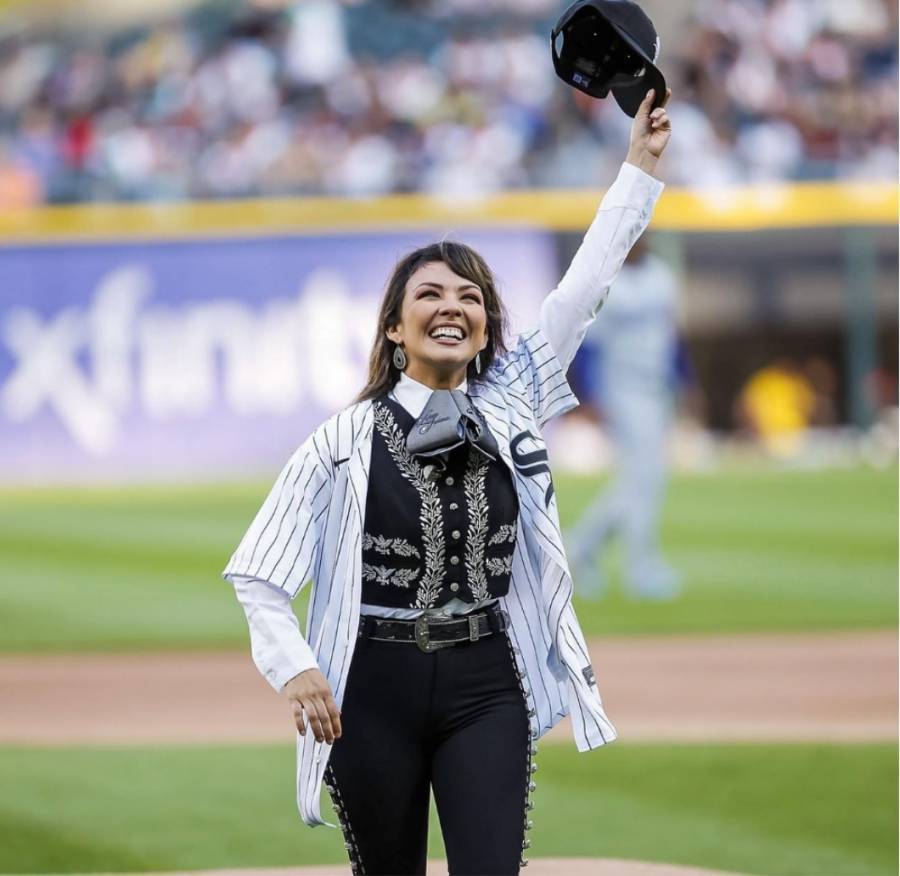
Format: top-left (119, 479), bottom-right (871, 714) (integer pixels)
top-left (2, 631), bottom-right (895, 745)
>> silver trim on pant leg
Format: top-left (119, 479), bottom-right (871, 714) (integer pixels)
top-left (324, 764), bottom-right (366, 875)
top-left (503, 631), bottom-right (537, 871)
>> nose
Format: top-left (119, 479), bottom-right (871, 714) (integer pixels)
top-left (438, 298), bottom-right (463, 316)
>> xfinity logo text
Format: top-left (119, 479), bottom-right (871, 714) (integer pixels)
top-left (0, 265), bottom-right (375, 455)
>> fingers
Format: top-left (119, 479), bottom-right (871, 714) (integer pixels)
top-left (284, 669), bottom-right (341, 744)
top-left (639, 87), bottom-right (672, 118)
top-left (637, 88), bottom-right (655, 117)
top-left (649, 105), bottom-right (670, 130)
top-left (325, 695), bottom-right (343, 741)
top-left (306, 699), bottom-right (329, 743)
top-left (311, 691), bottom-right (341, 743)
top-left (292, 696), bottom-right (342, 744)
top-left (292, 700), bottom-right (306, 736)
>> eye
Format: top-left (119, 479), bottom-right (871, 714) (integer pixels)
top-left (463, 293), bottom-right (482, 303)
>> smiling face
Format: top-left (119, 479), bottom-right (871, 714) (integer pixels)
top-left (386, 260), bottom-right (489, 389)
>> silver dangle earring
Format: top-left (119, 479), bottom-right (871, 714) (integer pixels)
top-left (474, 352), bottom-right (482, 375)
top-left (392, 344), bottom-right (407, 371)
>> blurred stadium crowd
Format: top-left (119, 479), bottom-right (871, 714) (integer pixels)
top-left (0, 0), bottom-right (896, 205)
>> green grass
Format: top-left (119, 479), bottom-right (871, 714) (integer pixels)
top-left (0, 482), bottom-right (264, 652)
top-left (559, 465), bottom-right (898, 635)
top-left (0, 465), bottom-right (895, 651)
top-left (0, 743), bottom-right (895, 875)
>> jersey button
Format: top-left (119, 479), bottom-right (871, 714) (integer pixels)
top-left (445, 476), bottom-right (455, 486)
top-left (449, 582), bottom-right (460, 593)
top-left (451, 529), bottom-right (461, 539)
top-left (449, 502), bottom-right (459, 511)
top-left (450, 555), bottom-right (459, 565)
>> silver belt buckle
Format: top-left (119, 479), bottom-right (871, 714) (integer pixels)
top-left (415, 615), bottom-right (454, 653)
top-left (468, 615), bottom-right (480, 642)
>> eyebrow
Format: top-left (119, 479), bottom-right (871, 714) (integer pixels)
top-left (414, 282), bottom-right (482, 294)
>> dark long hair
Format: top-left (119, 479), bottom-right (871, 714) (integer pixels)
top-left (356, 241), bottom-right (509, 402)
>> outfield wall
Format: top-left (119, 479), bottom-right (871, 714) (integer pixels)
top-left (0, 228), bottom-right (558, 483)
top-left (1, 181), bottom-right (896, 483)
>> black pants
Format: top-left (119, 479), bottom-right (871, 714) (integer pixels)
top-left (326, 626), bottom-right (532, 875)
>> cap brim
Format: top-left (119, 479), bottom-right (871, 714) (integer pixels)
top-left (611, 63), bottom-right (666, 117)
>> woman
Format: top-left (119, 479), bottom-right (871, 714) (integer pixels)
top-left (225, 88), bottom-right (671, 875)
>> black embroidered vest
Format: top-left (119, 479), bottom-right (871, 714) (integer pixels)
top-left (361, 395), bottom-right (519, 610)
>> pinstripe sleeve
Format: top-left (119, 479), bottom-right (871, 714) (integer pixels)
top-left (489, 328), bottom-right (579, 428)
top-left (223, 429), bottom-right (335, 598)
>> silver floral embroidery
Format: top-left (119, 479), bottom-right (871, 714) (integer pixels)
top-left (362, 563), bottom-right (419, 589)
top-left (363, 533), bottom-right (421, 558)
top-left (486, 554), bottom-right (514, 576)
top-left (489, 523), bottom-right (517, 546)
top-left (374, 403), bottom-right (445, 609)
top-left (464, 452), bottom-right (490, 601)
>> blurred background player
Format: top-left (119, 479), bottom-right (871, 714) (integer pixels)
top-left (566, 234), bottom-right (685, 599)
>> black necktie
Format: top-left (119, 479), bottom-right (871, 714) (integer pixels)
top-left (406, 389), bottom-right (499, 462)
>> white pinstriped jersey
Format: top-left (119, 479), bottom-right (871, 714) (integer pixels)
top-left (223, 162), bottom-right (664, 826)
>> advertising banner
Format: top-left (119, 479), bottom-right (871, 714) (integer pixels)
top-left (0, 230), bottom-right (558, 483)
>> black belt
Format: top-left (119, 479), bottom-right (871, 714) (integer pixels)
top-left (359, 604), bottom-right (509, 653)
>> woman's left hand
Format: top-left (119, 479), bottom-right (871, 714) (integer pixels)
top-left (625, 87), bottom-right (672, 176)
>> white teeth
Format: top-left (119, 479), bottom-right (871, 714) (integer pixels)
top-left (430, 327), bottom-right (464, 340)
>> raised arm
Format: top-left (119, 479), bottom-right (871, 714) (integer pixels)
top-left (539, 89), bottom-right (672, 372)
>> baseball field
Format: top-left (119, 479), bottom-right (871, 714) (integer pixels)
top-left (1, 463), bottom-right (897, 876)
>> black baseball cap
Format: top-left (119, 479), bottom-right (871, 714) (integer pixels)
top-left (551, 0), bottom-right (666, 117)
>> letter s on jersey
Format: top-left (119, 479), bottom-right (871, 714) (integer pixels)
top-left (510, 431), bottom-right (555, 508)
